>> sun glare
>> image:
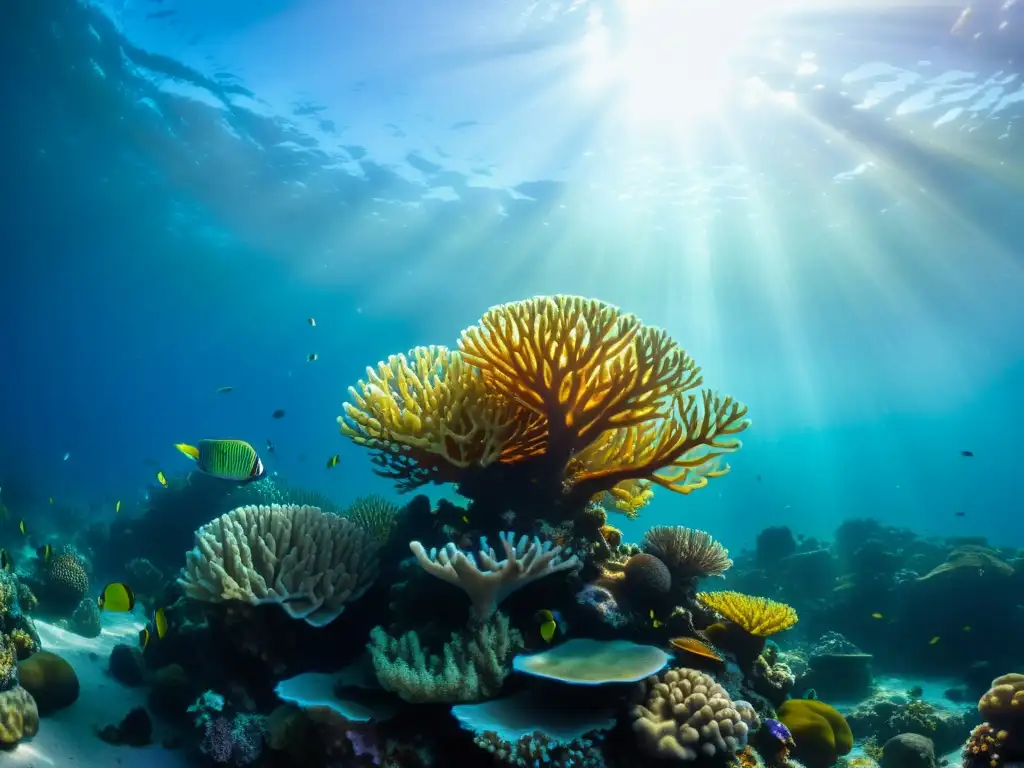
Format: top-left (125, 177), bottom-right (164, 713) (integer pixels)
top-left (578, 0), bottom-right (767, 123)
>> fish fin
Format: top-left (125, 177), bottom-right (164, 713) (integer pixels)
top-left (174, 443), bottom-right (200, 460)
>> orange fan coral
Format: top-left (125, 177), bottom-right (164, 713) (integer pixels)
top-left (339, 295), bottom-right (749, 521)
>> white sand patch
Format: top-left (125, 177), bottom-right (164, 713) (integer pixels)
top-left (6, 611), bottom-right (190, 767)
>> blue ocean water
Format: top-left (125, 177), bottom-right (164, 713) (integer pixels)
top-left (2, 0), bottom-right (1024, 556)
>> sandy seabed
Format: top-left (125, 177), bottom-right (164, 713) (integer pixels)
top-left (7, 611), bottom-right (190, 767)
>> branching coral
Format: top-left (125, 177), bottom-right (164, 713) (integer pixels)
top-left (594, 478), bottom-right (655, 520)
top-left (368, 612), bottom-right (523, 703)
top-left (344, 494), bottom-right (401, 546)
top-left (643, 526), bottom-right (732, 580)
top-left (632, 667), bottom-right (759, 760)
top-left (339, 296), bottom-right (749, 519)
top-left (409, 532), bottom-right (580, 621)
top-left (178, 504), bottom-right (379, 627)
top-left (697, 591), bottom-right (798, 637)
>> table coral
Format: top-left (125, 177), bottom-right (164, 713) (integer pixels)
top-left (633, 666), bottom-right (759, 760)
top-left (178, 503), bottom-right (379, 627)
top-left (697, 592), bottom-right (799, 637)
top-left (339, 295), bottom-right (749, 524)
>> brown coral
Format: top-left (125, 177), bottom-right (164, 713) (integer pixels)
top-left (0, 685), bottom-right (38, 745)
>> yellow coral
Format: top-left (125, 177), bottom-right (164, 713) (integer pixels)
top-left (594, 479), bottom-right (655, 520)
top-left (339, 346), bottom-right (542, 489)
top-left (979, 674), bottom-right (1024, 717)
top-left (697, 591), bottom-right (798, 637)
top-left (340, 295), bottom-right (749, 502)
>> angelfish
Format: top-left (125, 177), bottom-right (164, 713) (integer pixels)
top-left (174, 439), bottom-right (266, 483)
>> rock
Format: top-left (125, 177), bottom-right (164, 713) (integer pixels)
top-left (109, 644), bottom-right (146, 686)
top-left (882, 733), bottom-right (936, 768)
top-left (17, 650), bottom-right (80, 715)
top-left (96, 706), bottom-right (152, 747)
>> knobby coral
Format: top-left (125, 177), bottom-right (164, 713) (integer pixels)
top-left (409, 532), bottom-right (580, 621)
top-left (339, 296), bottom-right (749, 520)
top-left (632, 666), bottom-right (759, 760)
top-left (697, 592), bottom-right (798, 637)
top-left (178, 504), bottom-right (380, 627)
top-left (368, 612), bottom-right (523, 703)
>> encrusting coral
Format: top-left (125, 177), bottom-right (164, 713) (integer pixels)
top-left (178, 504), bottom-right (380, 627)
top-left (339, 295), bottom-right (749, 528)
top-left (632, 666), bottom-right (760, 760)
top-left (368, 612), bottom-right (523, 703)
top-left (410, 532), bottom-right (580, 621)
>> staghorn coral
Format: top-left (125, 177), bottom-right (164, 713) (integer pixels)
top-left (178, 504), bottom-right (379, 627)
top-left (409, 531), bottom-right (580, 621)
top-left (340, 296), bottom-right (749, 515)
top-left (345, 494), bottom-right (401, 545)
top-left (697, 591), bottom-right (798, 637)
top-left (632, 666), bottom-right (759, 760)
top-left (368, 612), bottom-right (523, 703)
top-left (642, 525), bottom-right (733, 580)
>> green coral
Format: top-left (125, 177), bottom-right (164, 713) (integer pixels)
top-left (368, 612), bottom-right (523, 703)
top-left (345, 494), bottom-right (400, 545)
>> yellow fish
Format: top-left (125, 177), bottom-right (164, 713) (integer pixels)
top-left (37, 544), bottom-right (52, 564)
top-left (650, 609), bottom-right (663, 629)
top-left (871, 613), bottom-right (884, 619)
top-left (98, 582), bottom-right (136, 613)
top-left (154, 607), bottom-right (168, 640)
top-left (535, 609), bottom-right (560, 643)
top-left (115, 500), bottom-right (121, 514)
top-left (326, 455), bottom-right (340, 469)
top-left (18, 520), bottom-right (26, 536)
top-left (929, 636), bottom-right (941, 645)
top-left (138, 627), bottom-right (150, 650)
top-left (156, 471), bottom-right (168, 487)
top-left (461, 515), bottom-right (470, 524)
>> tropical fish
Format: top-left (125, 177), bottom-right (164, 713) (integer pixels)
top-left (0, 549), bottom-right (11, 572)
top-left (326, 455), bottom-right (340, 469)
top-left (266, 439), bottom-right (275, 454)
top-left (115, 500), bottom-right (121, 514)
top-left (156, 471), bottom-right (168, 487)
top-left (175, 440), bottom-right (266, 483)
top-left (669, 636), bottom-right (722, 662)
top-left (929, 636), bottom-right (941, 645)
top-left (307, 317), bottom-right (316, 326)
top-left (535, 609), bottom-right (561, 643)
top-left (307, 353), bottom-right (318, 362)
top-left (98, 582), bottom-right (136, 612)
top-left (48, 497), bottom-right (53, 505)
top-left (650, 610), bottom-right (663, 629)
top-left (960, 450), bottom-right (974, 457)
top-left (138, 627), bottom-right (150, 650)
top-left (37, 544), bottom-right (52, 564)
top-left (216, 386), bottom-right (233, 393)
top-left (18, 520), bottom-right (26, 536)
top-left (154, 606), bottom-right (169, 639)
top-left (871, 612), bottom-right (883, 619)
top-left (272, 409), bottom-right (285, 419)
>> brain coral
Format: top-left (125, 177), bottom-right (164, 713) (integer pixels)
top-left (0, 685), bottom-right (38, 746)
top-left (178, 504), bottom-right (380, 627)
top-left (777, 699), bottom-right (853, 768)
top-left (632, 667), bottom-right (760, 760)
top-left (46, 553), bottom-right (89, 608)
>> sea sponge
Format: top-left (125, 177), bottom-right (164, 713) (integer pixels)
top-left (0, 685), bottom-right (38, 745)
top-left (340, 295), bottom-right (749, 503)
top-left (632, 666), bottom-right (760, 760)
top-left (697, 591), bottom-right (798, 636)
top-left (623, 553), bottom-right (672, 598)
top-left (18, 650), bottom-right (80, 715)
top-left (409, 531), bottom-right (580, 621)
top-left (777, 699), bottom-right (853, 768)
top-left (368, 612), bottom-right (523, 703)
top-left (643, 526), bottom-right (733, 580)
top-left (178, 504), bottom-right (379, 627)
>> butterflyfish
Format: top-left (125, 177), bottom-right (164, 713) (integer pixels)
top-left (154, 607), bottom-right (169, 639)
top-left (175, 439), bottom-right (266, 483)
top-left (156, 471), bottom-right (168, 487)
top-left (535, 609), bottom-right (561, 643)
top-left (37, 544), bottom-right (52, 564)
top-left (98, 582), bottom-right (136, 612)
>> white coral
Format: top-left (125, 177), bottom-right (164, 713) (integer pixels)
top-left (409, 531), bottom-right (580, 621)
top-left (632, 667), bottom-right (760, 761)
top-left (178, 504), bottom-right (379, 627)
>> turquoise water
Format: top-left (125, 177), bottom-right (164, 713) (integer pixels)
top-left (3, 0), bottom-right (1023, 553)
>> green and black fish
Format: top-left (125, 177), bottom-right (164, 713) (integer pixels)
top-left (174, 439), bottom-right (266, 482)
